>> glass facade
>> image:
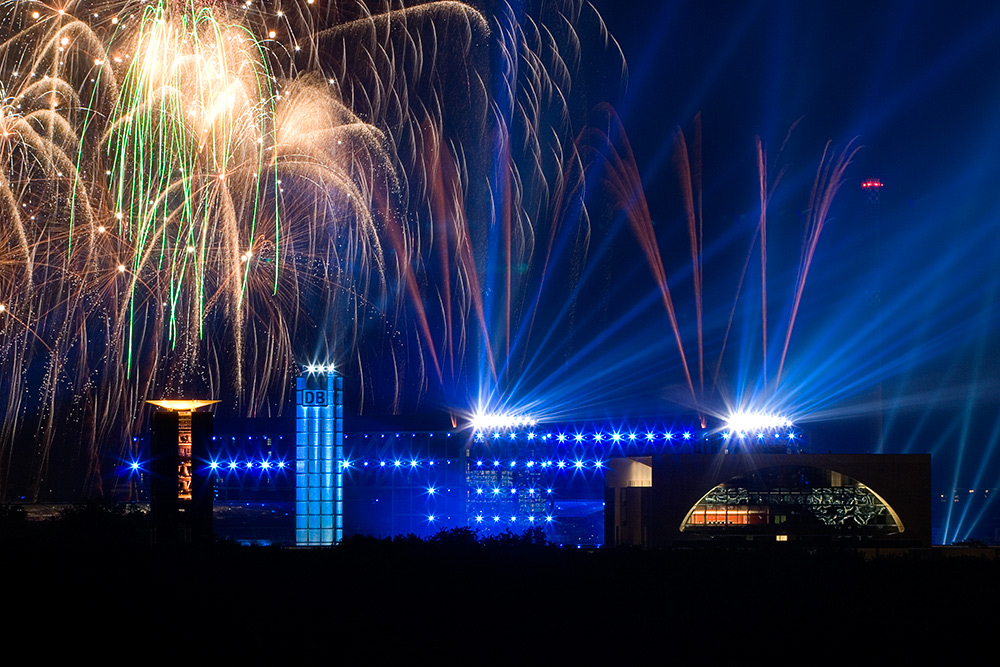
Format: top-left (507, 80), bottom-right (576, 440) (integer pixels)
top-left (296, 369), bottom-right (344, 546)
top-left (682, 465), bottom-right (904, 536)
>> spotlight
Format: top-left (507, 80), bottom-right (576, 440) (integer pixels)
top-left (725, 411), bottom-right (793, 433)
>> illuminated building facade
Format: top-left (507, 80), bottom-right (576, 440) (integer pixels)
top-left (337, 416), bottom-right (730, 545)
top-left (208, 423), bottom-right (290, 501)
top-left (606, 452), bottom-right (931, 547)
top-left (295, 366), bottom-right (344, 546)
top-left (147, 400), bottom-right (218, 544)
top-left (133, 405), bottom-right (827, 546)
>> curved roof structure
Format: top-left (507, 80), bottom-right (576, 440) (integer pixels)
top-left (680, 465), bottom-right (904, 536)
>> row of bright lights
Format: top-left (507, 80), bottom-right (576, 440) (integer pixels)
top-left (474, 514), bottom-right (553, 524)
top-left (210, 459), bottom-right (287, 472)
top-left (472, 411), bottom-right (795, 434)
top-left (127, 440), bottom-right (796, 475)
top-left (126, 459), bottom-right (287, 473)
top-left (424, 486), bottom-right (555, 497)
top-left (470, 413), bottom-right (538, 430)
top-left (423, 514), bottom-right (555, 524)
top-left (471, 430), bottom-right (798, 442)
top-left (345, 458), bottom-right (606, 470)
top-left (723, 412), bottom-right (795, 432)
top-left (475, 430), bottom-right (696, 442)
top-left (471, 486), bottom-right (553, 496)
top-left (130, 456), bottom-right (602, 473)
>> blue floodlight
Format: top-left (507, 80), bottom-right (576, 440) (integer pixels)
top-left (725, 411), bottom-right (794, 433)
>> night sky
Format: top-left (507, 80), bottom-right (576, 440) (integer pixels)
top-left (2, 1), bottom-right (998, 542)
top-left (583, 0), bottom-right (1000, 538)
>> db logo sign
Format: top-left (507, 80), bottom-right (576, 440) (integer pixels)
top-left (302, 390), bottom-right (327, 406)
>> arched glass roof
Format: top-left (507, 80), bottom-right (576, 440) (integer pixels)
top-left (680, 465), bottom-right (904, 536)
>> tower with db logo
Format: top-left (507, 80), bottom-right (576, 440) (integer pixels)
top-left (295, 365), bottom-right (344, 545)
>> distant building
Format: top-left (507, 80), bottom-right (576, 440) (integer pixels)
top-left (334, 416), bottom-right (770, 545)
top-left (147, 400), bottom-right (218, 544)
top-left (606, 453), bottom-right (931, 548)
top-left (934, 487), bottom-right (1000, 545)
top-left (141, 398), bottom-right (931, 550)
top-left (295, 366), bottom-right (344, 546)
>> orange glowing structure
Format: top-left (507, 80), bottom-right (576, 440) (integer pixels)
top-left (147, 400), bottom-right (217, 545)
top-left (147, 400), bottom-right (219, 501)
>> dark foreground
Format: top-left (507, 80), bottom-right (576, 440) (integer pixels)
top-left (2, 503), bottom-right (997, 662)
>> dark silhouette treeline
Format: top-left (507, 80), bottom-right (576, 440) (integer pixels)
top-left (3, 501), bottom-right (996, 662)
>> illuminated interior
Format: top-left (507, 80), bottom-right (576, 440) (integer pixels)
top-left (681, 466), bottom-right (904, 536)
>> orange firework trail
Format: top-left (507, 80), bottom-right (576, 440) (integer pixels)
top-left (776, 139), bottom-right (861, 384)
top-left (575, 106), bottom-right (698, 406)
top-left (0, 0), bottom-right (628, 498)
top-left (673, 117), bottom-right (704, 397)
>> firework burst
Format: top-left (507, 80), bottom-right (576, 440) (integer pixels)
top-left (0, 0), bottom-right (628, 498)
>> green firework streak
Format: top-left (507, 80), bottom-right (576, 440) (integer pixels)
top-left (92, 0), bottom-right (280, 378)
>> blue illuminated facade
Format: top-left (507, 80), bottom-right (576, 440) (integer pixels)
top-left (295, 367), bottom-right (344, 546)
top-left (126, 409), bottom-right (806, 545)
top-left (334, 418), bottom-right (802, 545)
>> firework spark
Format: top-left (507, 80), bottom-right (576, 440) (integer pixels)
top-left (0, 0), bottom-right (628, 498)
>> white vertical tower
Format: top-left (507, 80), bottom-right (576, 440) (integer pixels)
top-left (295, 365), bottom-right (344, 545)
